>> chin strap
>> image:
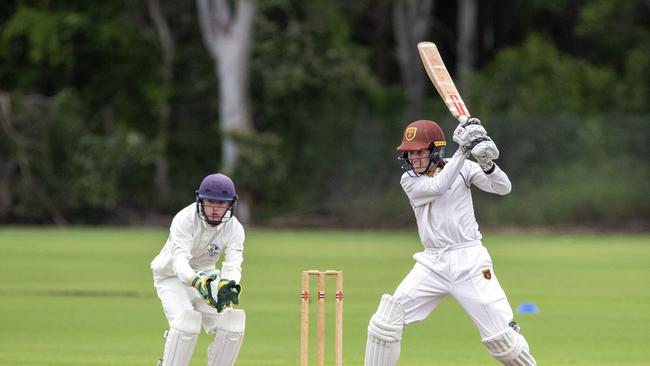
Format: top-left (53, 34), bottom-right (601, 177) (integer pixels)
top-left (196, 199), bottom-right (237, 226)
top-left (399, 146), bottom-right (446, 177)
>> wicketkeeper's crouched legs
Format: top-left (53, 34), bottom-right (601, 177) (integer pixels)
top-left (364, 294), bottom-right (405, 366)
top-left (206, 308), bottom-right (246, 366)
top-left (161, 309), bottom-right (202, 366)
top-left (482, 327), bottom-right (536, 366)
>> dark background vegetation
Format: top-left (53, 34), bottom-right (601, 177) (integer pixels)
top-left (1, 0), bottom-right (648, 228)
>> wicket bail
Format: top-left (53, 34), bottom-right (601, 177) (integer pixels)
top-left (300, 270), bottom-right (343, 366)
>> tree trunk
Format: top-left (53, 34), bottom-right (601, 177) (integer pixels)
top-left (393, 0), bottom-right (434, 121)
top-left (457, 0), bottom-right (478, 94)
top-left (0, 152), bottom-right (14, 218)
top-left (147, 0), bottom-right (175, 205)
top-left (197, 0), bottom-right (256, 224)
top-left (372, 0), bottom-right (392, 82)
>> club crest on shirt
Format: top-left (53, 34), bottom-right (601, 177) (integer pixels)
top-left (482, 268), bottom-right (492, 280)
top-left (207, 243), bottom-right (221, 257)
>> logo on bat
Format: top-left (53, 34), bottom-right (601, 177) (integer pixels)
top-left (450, 95), bottom-right (467, 116)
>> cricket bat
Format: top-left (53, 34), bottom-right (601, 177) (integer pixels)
top-left (417, 42), bottom-right (470, 124)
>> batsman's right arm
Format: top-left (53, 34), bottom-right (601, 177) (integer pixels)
top-left (400, 149), bottom-right (468, 207)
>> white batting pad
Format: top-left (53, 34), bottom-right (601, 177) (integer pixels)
top-left (482, 327), bottom-right (536, 366)
top-left (162, 310), bottom-right (202, 366)
top-left (207, 308), bottom-right (246, 366)
top-left (364, 294), bottom-right (405, 366)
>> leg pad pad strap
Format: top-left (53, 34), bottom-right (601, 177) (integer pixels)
top-left (162, 310), bottom-right (202, 366)
top-left (482, 327), bottom-right (536, 366)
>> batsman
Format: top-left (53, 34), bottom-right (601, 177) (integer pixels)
top-left (364, 119), bottom-right (536, 365)
top-left (151, 173), bottom-right (246, 366)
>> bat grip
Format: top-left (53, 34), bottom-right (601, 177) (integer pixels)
top-left (457, 115), bottom-right (469, 124)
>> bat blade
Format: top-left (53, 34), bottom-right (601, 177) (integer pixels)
top-left (417, 42), bottom-right (470, 124)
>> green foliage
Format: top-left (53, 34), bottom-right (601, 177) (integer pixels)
top-left (0, 89), bottom-right (156, 220)
top-left (2, 6), bottom-right (68, 65)
top-left (576, 0), bottom-right (650, 68)
top-left (471, 33), bottom-right (649, 225)
top-left (620, 48), bottom-right (650, 113)
top-left (574, 0), bottom-right (650, 114)
top-left (0, 1), bottom-right (647, 226)
top-left (228, 129), bottom-right (288, 207)
top-left (477, 156), bottom-right (649, 226)
top-left (472, 35), bottom-right (617, 119)
top-left (66, 128), bottom-right (155, 209)
top-left (251, 0), bottom-right (404, 219)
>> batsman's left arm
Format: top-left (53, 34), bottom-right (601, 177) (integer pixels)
top-left (467, 161), bottom-right (511, 195)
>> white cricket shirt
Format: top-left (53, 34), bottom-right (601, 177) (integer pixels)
top-left (151, 203), bottom-right (245, 284)
top-left (401, 150), bottom-right (511, 249)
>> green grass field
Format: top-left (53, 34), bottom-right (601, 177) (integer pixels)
top-left (1, 227), bottom-right (649, 365)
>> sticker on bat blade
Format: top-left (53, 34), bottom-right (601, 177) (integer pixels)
top-left (450, 94), bottom-right (467, 116)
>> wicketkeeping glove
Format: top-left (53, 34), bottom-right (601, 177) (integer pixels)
top-left (191, 272), bottom-right (219, 309)
top-left (216, 279), bottom-right (242, 313)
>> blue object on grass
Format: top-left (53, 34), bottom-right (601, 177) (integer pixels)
top-left (516, 302), bottom-right (540, 314)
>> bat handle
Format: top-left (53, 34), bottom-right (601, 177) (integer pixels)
top-left (457, 115), bottom-right (469, 125)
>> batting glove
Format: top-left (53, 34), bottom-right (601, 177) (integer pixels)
top-left (453, 118), bottom-right (487, 149)
top-left (216, 279), bottom-right (242, 313)
top-left (471, 137), bottom-right (499, 172)
top-left (191, 272), bottom-right (219, 309)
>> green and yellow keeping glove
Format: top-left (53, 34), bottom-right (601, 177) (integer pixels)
top-left (190, 272), bottom-right (218, 309)
top-left (216, 279), bottom-right (242, 312)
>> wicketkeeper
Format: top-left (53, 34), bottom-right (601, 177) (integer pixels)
top-left (151, 173), bottom-right (245, 366)
top-left (364, 119), bottom-right (536, 365)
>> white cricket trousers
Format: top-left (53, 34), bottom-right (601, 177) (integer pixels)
top-left (394, 242), bottom-right (514, 338)
top-left (153, 274), bottom-right (221, 334)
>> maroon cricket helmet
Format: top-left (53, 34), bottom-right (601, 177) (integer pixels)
top-left (396, 120), bottom-right (446, 151)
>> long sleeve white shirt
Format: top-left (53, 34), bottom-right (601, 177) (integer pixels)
top-left (401, 151), bottom-right (511, 249)
top-left (151, 203), bottom-right (245, 283)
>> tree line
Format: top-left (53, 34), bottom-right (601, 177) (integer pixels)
top-left (0, 0), bottom-right (648, 228)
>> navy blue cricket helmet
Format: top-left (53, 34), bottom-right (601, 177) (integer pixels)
top-left (195, 173), bottom-right (238, 225)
